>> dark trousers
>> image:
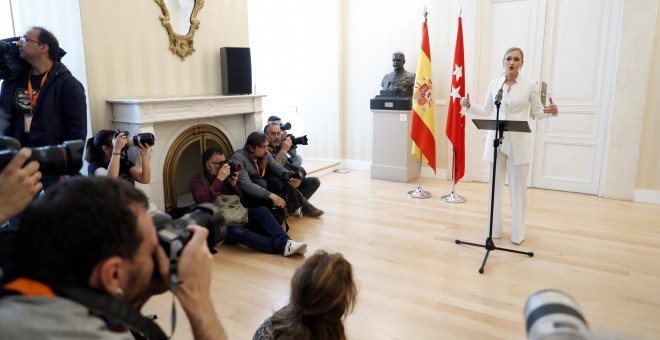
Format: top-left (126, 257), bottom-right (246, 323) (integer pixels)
top-left (224, 206), bottom-right (289, 254)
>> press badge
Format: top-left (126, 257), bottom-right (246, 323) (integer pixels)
top-left (24, 113), bottom-right (33, 133)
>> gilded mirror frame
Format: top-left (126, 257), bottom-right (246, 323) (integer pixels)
top-left (154, 0), bottom-right (204, 59)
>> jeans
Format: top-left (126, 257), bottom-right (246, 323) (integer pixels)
top-left (225, 206), bottom-right (289, 254)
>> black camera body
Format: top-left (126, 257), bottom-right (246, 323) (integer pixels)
top-left (280, 167), bottom-right (304, 181)
top-left (151, 203), bottom-right (227, 256)
top-left (287, 134), bottom-right (308, 149)
top-left (279, 122), bottom-right (292, 131)
top-left (0, 136), bottom-right (84, 176)
top-left (114, 131), bottom-right (155, 151)
top-left (0, 37), bottom-right (67, 80)
top-left (0, 38), bottom-right (30, 80)
top-left (277, 122), bottom-right (308, 150)
top-left (225, 159), bottom-right (241, 176)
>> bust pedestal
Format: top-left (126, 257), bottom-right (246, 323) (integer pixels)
top-left (370, 96), bottom-right (419, 182)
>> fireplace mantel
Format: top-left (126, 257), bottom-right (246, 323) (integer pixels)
top-left (107, 95), bottom-right (266, 124)
top-left (107, 94), bottom-right (265, 212)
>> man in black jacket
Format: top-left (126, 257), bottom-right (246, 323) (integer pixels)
top-left (0, 26), bottom-right (86, 189)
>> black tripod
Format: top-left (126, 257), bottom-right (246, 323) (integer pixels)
top-left (455, 91), bottom-right (533, 273)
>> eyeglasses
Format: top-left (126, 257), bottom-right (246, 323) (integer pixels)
top-left (18, 36), bottom-right (43, 45)
top-left (206, 161), bottom-right (226, 166)
top-left (257, 144), bottom-right (269, 149)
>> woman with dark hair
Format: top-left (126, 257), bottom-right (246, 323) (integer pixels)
top-left (253, 250), bottom-right (358, 340)
top-left (84, 130), bottom-right (151, 185)
top-left (190, 147), bottom-right (307, 256)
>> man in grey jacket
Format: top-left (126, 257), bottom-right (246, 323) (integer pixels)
top-left (231, 132), bottom-right (323, 217)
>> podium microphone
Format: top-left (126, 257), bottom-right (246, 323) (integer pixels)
top-left (494, 76), bottom-right (507, 106)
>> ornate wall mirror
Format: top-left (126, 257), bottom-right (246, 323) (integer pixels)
top-left (154, 0), bottom-right (204, 59)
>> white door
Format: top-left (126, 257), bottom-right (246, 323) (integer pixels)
top-left (469, 0), bottom-right (619, 195)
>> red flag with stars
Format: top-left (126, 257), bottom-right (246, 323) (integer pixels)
top-left (446, 16), bottom-right (465, 183)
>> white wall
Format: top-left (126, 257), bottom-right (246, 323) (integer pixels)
top-left (247, 0), bottom-right (340, 162)
top-left (248, 0), bottom-right (456, 172)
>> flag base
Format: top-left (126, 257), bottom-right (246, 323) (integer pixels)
top-left (408, 187), bottom-right (432, 199)
top-left (441, 190), bottom-right (466, 203)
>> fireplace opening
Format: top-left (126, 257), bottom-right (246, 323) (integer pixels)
top-left (163, 124), bottom-right (233, 213)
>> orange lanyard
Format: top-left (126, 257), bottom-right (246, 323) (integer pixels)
top-left (254, 159), bottom-right (266, 178)
top-left (28, 66), bottom-right (51, 111)
top-left (3, 277), bottom-right (56, 297)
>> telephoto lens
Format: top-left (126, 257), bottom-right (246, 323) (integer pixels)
top-left (0, 139), bottom-right (84, 176)
top-left (128, 133), bottom-right (155, 147)
top-left (524, 289), bottom-right (590, 340)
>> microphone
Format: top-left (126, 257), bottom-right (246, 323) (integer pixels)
top-left (494, 89), bottom-right (503, 105)
top-left (494, 77), bottom-right (507, 105)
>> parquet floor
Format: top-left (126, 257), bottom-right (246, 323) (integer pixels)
top-left (146, 168), bottom-right (660, 339)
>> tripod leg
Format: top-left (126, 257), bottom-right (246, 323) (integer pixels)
top-left (479, 249), bottom-right (491, 274)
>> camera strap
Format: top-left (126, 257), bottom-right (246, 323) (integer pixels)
top-left (55, 286), bottom-right (169, 340)
top-left (1, 278), bottom-right (168, 340)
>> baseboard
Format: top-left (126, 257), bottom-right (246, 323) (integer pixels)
top-left (634, 189), bottom-right (660, 205)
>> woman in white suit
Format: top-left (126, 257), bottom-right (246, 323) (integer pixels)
top-left (460, 47), bottom-right (559, 244)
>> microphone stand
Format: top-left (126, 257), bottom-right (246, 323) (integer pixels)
top-left (455, 84), bottom-right (533, 273)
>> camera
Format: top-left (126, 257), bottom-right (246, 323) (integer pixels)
top-left (280, 168), bottom-right (304, 181)
top-left (279, 122), bottom-right (292, 131)
top-left (524, 289), bottom-right (590, 340)
top-left (0, 38), bottom-right (29, 80)
top-left (114, 131), bottom-right (156, 151)
top-left (151, 203), bottom-right (227, 256)
top-left (0, 136), bottom-right (84, 176)
top-left (225, 159), bottom-right (241, 176)
top-left (287, 134), bottom-right (308, 148)
top-left (1, 36), bottom-right (67, 80)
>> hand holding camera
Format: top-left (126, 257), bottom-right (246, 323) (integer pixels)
top-left (112, 132), bottom-right (128, 154)
top-left (113, 130), bottom-right (156, 152)
top-left (288, 177), bottom-right (301, 188)
top-left (0, 148), bottom-right (43, 221)
top-left (280, 136), bottom-right (293, 153)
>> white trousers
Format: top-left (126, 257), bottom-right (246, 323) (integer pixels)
top-left (487, 150), bottom-right (529, 243)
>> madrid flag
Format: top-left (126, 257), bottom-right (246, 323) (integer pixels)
top-left (446, 16), bottom-right (466, 183)
top-left (410, 17), bottom-right (436, 173)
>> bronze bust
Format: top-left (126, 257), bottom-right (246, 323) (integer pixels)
top-left (380, 52), bottom-right (415, 96)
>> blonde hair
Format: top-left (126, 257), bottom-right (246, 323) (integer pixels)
top-left (270, 250), bottom-right (358, 340)
top-left (503, 47), bottom-right (524, 60)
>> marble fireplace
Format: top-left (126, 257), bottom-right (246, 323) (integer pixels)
top-left (108, 95), bottom-right (264, 212)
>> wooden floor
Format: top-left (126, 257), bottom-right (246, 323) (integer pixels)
top-left (146, 169), bottom-right (660, 339)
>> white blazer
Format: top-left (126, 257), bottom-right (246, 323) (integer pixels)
top-left (464, 74), bottom-right (551, 165)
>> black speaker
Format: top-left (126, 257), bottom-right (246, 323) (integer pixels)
top-left (220, 47), bottom-right (252, 95)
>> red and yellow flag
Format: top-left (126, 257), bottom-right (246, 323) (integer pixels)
top-left (410, 17), bottom-right (436, 173)
top-left (446, 16), bottom-right (466, 183)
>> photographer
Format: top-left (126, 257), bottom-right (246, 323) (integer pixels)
top-left (85, 129), bottom-right (152, 185)
top-left (0, 148), bottom-right (42, 224)
top-left (190, 147), bottom-right (307, 256)
top-left (231, 132), bottom-right (323, 218)
top-left (0, 177), bottom-right (226, 339)
top-left (0, 27), bottom-right (86, 190)
top-left (266, 116), bottom-right (303, 167)
top-left (265, 121), bottom-right (321, 202)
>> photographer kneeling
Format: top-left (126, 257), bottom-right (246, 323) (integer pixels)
top-left (85, 129), bottom-right (152, 185)
top-left (0, 176), bottom-right (226, 339)
top-left (264, 122), bottom-right (320, 200)
top-left (190, 147), bottom-right (307, 256)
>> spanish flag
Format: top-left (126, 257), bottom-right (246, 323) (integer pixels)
top-left (410, 15), bottom-right (436, 173)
